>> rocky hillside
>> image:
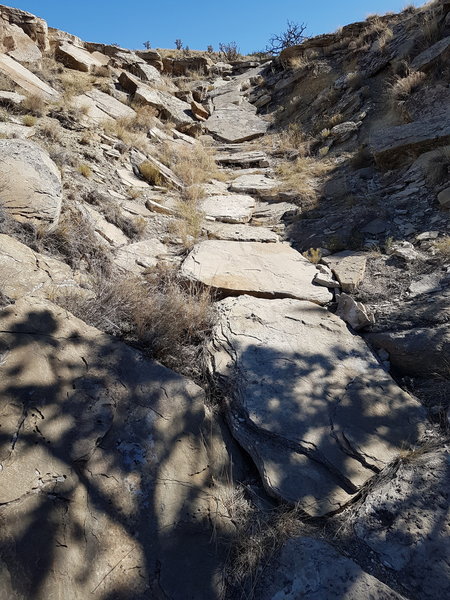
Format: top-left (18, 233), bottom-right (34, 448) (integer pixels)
top-left (0, 2), bottom-right (448, 599)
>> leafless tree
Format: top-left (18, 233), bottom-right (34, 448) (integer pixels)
top-left (266, 20), bottom-right (307, 54)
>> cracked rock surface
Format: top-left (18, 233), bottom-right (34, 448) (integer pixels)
top-left (0, 297), bottom-right (231, 599)
top-left (207, 295), bottom-right (425, 516)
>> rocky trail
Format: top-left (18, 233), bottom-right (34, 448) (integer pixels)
top-left (0, 2), bottom-right (449, 599)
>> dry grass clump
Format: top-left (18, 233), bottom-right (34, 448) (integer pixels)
top-left (139, 160), bottom-right (164, 185)
top-left (59, 70), bottom-right (94, 101)
top-left (389, 70), bottom-right (426, 102)
top-left (38, 120), bottom-right (63, 142)
top-left (84, 190), bottom-right (146, 240)
top-left (21, 93), bottom-right (47, 117)
top-left (56, 266), bottom-right (214, 378)
top-left (434, 236), bottom-right (450, 259)
top-left (158, 142), bottom-right (223, 186)
top-left (22, 114), bottom-right (37, 127)
top-left (40, 206), bottom-right (113, 274)
top-left (303, 248), bottom-right (322, 263)
top-left (263, 123), bottom-right (311, 156)
top-left (169, 198), bottom-right (204, 249)
top-left (78, 163), bottom-right (92, 178)
top-left (277, 156), bottom-right (333, 206)
top-left (102, 118), bottom-right (150, 153)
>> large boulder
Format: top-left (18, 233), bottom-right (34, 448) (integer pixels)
top-left (353, 447), bottom-right (450, 600)
top-left (0, 5), bottom-right (49, 52)
top-left (55, 41), bottom-right (106, 72)
top-left (72, 88), bottom-right (136, 125)
top-left (0, 53), bottom-right (59, 100)
top-left (207, 296), bottom-right (425, 516)
top-left (0, 139), bottom-right (62, 230)
top-left (322, 251), bottom-right (367, 292)
top-left (255, 537), bottom-right (406, 600)
top-left (181, 241), bottom-right (332, 304)
top-left (0, 297), bottom-right (231, 599)
top-left (162, 55), bottom-right (211, 76)
top-left (370, 112), bottom-right (450, 168)
top-left (0, 234), bottom-right (78, 301)
top-left (204, 107), bottom-right (269, 143)
top-left (0, 4), bottom-right (48, 63)
top-left (133, 85), bottom-right (194, 127)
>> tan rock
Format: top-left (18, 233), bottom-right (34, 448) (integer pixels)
top-left (133, 85), bottom-right (194, 126)
top-left (200, 194), bottom-right (255, 224)
top-left (55, 41), bottom-right (105, 72)
top-left (0, 122), bottom-right (35, 138)
top-left (139, 155), bottom-right (184, 190)
top-left (0, 234), bottom-right (78, 300)
top-left (182, 241), bottom-right (332, 304)
top-left (336, 293), bottom-right (375, 330)
top-left (191, 99), bottom-right (209, 121)
top-left (0, 139), bottom-right (62, 230)
top-left (0, 53), bottom-right (59, 100)
top-left (78, 203), bottom-right (128, 247)
top-left (207, 295), bottom-right (424, 515)
top-left (0, 4), bottom-right (49, 52)
top-left (205, 222), bottom-right (279, 242)
top-left (205, 107), bottom-right (269, 143)
top-left (0, 296), bottom-right (227, 598)
top-left (114, 239), bottom-right (168, 274)
top-left (117, 167), bottom-right (150, 189)
top-left (322, 251), bottom-right (367, 292)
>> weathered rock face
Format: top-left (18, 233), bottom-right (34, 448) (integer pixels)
top-left (0, 234), bottom-right (78, 301)
top-left (181, 241), bottom-right (332, 304)
top-left (162, 55), bottom-right (211, 76)
top-left (255, 537), bottom-right (406, 600)
top-left (0, 139), bottom-right (62, 230)
top-left (322, 251), bottom-right (367, 292)
top-left (199, 193), bottom-right (256, 224)
top-left (353, 447), bottom-right (450, 600)
top-left (0, 297), bottom-right (230, 599)
top-left (0, 53), bottom-right (59, 99)
top-left (114, 238), bottom-right (168, 274)
top-left (204, 107), bottom-right (269, 142)
top-left (72, 88), bottom-right (136, 125)
top-left (215, 149), bottom-right (269, 168)
top-left (133, 85), bottom-right (194, 127)
top-left (207, 296), bottom-right (424, 515)
top-left (229, 173), bottom-right (278, 197)
top-left (205, 221), bottom-right (279, 242)
top-left (370, 112), bottom-right (450, 167)
top-left (0, 4), bottom-right (49, 52)
top-left (55, 41), bottom-right (106, 72)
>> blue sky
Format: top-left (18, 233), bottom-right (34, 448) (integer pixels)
top-left (9, 1), bottom-right (424, 53)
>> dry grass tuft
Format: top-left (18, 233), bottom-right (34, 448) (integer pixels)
top-left (55, 266), bottom-right (214, 378)
top-left (263, 123), bottom-right (311, 156)
top-left (22, 114), bottom-right (37, 127)
top-left (434, 236), bottom-right (450, 259)
top-left (389, 70), bottom-right (426, 102)
top-left (139, 160), bottom-right (164, 185)
top-left (78, 163), bottom-right (92, 178)
top-left (59, 70), bottom-right (94, 100)
top-left (38, 120), bottom-right (62, 142)
top-left (303, 248), bottom-right (322, 263)
top-left (22, 93), bottom-right (47, 117)
top-left (158, 142), bottom-right (224, 186)
top-left (102, 117), bottom-right (151, 153)
top-left (84, 190), bottom-right (145, 240)
top-left (277, 156), bottom-right (333, 207)
top-left (168, 197), bottom-right (204, 249)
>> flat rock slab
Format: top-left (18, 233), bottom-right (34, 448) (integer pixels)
top-left (73, 90), bottom-right (136, 126)
top-left (370, 112), bottom-right (450, 167)
top-left (114, 238), bottom-right (168, 274)
top-left (0, 122), bottom-right (35, 138)
top-left (322, 251), bottom-right (367, 292)
top-left (411, 35), bottom-right (450, 71)
top-left (117, 167), bottom-right (150, 189)
top-left (207, 296), bottom-right (424, 515)
top-left (0, 297), bottom-right (228, 599)
top-left (182, 241), bottom-right (332, 304)
top-left (200, 194), bottom-right (255, 224)
top-left (216, 150), bottom-right (269, 168)
top-left (229, 173), bottom-right (279, 197)
top-left (0, 234), bottom-right (78, 301)
top-left (256, 537), bottom-right (406, 600)
top-left (0, 139), bottom-right (62, 230)
top-left (134, 85), bottom-right (194, 126)
top-left (353, 447), bottom-right (450, 600)
top-left (205, 222), bottom-right (278, 242)
top-left (55, 41), bottom-right (105, 72)
top-left (0, 53), bottom-right (59, 100)
top-left (205, 107), bottom-right (269, 143)
top-left (78, 203), bottom-right (128, 247)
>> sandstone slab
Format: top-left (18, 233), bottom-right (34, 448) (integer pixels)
top-left (229, 173), bottom-right (278, 196)
top-left (134, 86), bottom-right (194, 126)
top-left (256, 537), bottom-right (406, 600)
top-left (0, 234), bottom-right (78, 301)
top-left (0, 52), bottom-right (59, 100)
top-left (78, 203), bottom-right (128, 247)
top-left (322, 251), bottom-right (367, 292)
top-left (0, 121), bottom-right (35, 138)
top-left (205, 222), bottom-right (278, 242)
top-left (200, 194), bottom-right (255, 224)
top-left (371, 113), bottom-right (450, 167)
top-left (216, 150), bottom-right (269, 168)
top-left (114, 238), bottom-right (168, 274)
top-left (182, 241), bottom-right (332, 304)
top-left (0, 297), bottom-right (229, 599)
top-left (336, 293), bottom-right (375, 330)
top-left (117, 167), bottom-right (150, 189)
top-left (207, 296), bottom-right (424, 515)
top-left (204, 107), bottom-right (269, 143)
top-left (55, 41), bottom-right (104, 72)
top-left (353, 447), bottom-right (449, 600)
top-left (0, 139), bottom-right (62, 229)
top-left (0, 20), bottom-right (42, 64)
